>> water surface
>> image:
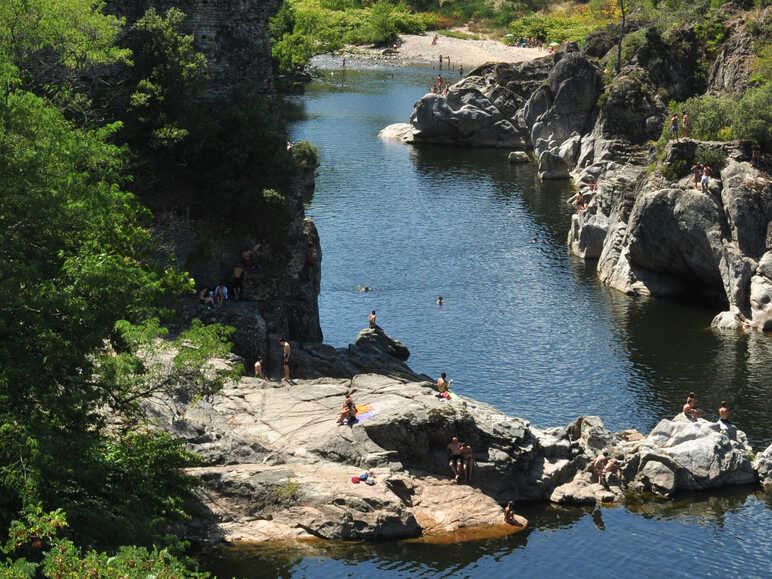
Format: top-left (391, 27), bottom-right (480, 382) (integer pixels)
top-left (205, 62), bottom-right (772, 577)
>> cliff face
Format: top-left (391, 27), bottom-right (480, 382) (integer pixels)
top-left (114, 0), bottom-right (323, 355)
top-left (108, 0), bottom-right (281, 97)
top-left (384, 21), bottom-right (770, 332)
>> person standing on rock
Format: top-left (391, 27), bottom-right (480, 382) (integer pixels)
top-left (718, 401), bottom-right (731, 425)
top-left (691, 163), bottom-right (703, 189)
top-left (460, 443), bottom-right (474, 482)
top-left (701, 165), bottom-right (712, 193)
top-left (591, 450), bottom-right (609, 483)
top-left (369, 310), bottom-right (377, 329)
top-left (436, 74), bottom-right (443, 92)
top-left (254, 357), bottom-right (264, 379)
top-left (682, 112), bottom-right (689, 138)
top-left (447, 437), bottom-right (463, 482)
top-left (683, 392), bottom-right (703, 420)
top-left (670, 113), bottom-right (680, 140)
top-left (280, 338), bottom-right (291, 382)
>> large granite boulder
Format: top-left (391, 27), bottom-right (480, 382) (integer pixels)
top-left (708, 22), bottom-right (756, 96)
top-left (628, 418), bottom-right (755, 497)
top-left (538, 150), bottom-right (571, 180)
top-left (596, 67), bottom-right (663, 144)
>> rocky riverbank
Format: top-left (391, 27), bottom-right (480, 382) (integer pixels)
top-left (380, 19), bottom-right (771, 332)
top-left (145, 328), bottom-right (772, 545)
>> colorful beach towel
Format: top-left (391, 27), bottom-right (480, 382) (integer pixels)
top-left (354, 404), bottom-right (375, 422)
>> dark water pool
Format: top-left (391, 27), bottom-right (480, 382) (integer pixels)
top-left (203, 61), bottom-right (772, 578)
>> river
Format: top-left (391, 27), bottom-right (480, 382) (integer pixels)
top-left (203, 60), bottom-right (772, 578)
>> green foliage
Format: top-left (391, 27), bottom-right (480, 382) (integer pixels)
top-left (122, 8), bottom-right (207, 152)
top-left (605, 27), bottom-right (647, 70)
top-left (273, 32), bottom-right (315, 73)
top-left (694, 145), bottom-right (728, 172)
top-left (732, 82), bottom-right (772, 148)
top-left (657, 95), bottom-right (735, 147)
top-left (661, 159), bottom-right (688, 180)
top-left (439, 30), bottom-right (481, 40)
top-left (0, 507), bottom-right (208, 577)
top-left (368, 1), bottom-right (399, 45)
top-left (291, 141), bottom-right (320, 171)
top-left (508, 11), bottom-right (599, 44)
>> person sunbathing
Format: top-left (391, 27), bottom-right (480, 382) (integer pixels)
top-left (337, 395), bottom-right (357, 425)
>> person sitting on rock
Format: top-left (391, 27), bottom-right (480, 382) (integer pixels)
top-left (337, 395), bottom-right (357, 425)
top-left (447, 437), bottom-right (463, 482)
top-left (460, 442), bottom-right (474, 482)
top-left (683, 392), bottom-right (703, 420)
top-left (436, 372), bottom-right (452, 398)
top-left (591, 450), bottom-right (609, 483)
top-left (369, 309), bottom-right (377, 329)
top-left (600, 455), bottom-right (623, 490)
top-left (718, 401), bottom-right (731, 425)
top-left (214, 282), bottom-right (228, 306)
top-left (504, 501), bottom-right (523, 526)
top-left (198, 287), bottom-right (214, 309)
top-left (254, 357), bottom-right (264, 379)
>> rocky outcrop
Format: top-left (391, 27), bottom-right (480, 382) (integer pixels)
top-left (753, 442), bottom-right (772, 488)
top-left (142, 328), bottom-right (771, 543)
top-left (708, 19), bottom-right (756, 96)
top-left (380, 58), bottom-right (552, 148)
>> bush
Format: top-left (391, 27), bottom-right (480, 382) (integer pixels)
top-left (694, 145), bottom-right (728, 172)
top-left (291, 140), bottom-right (320, 170)
top-left (732, 82), bottom-right (772, 148)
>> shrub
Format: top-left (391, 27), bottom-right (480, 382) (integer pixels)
top-left (732, 82), bottom-right (772, 148)
top-left (291, 140), bottom-right (320, 171)
top-left (694, 145), bottom-right (728, 172)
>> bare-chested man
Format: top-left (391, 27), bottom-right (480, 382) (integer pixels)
top-left (447, 437), bottom-right (463, 482)
top-left (254, 357), bottom-right (264, 379)
top-left (279, 338), bottom-right (291, 382)
top-left (683, 392), bottom-right (703, 420)
top-left (591, 450), bottom-right (609, 483)
top-left (718, 401), bottom-right (731, 425)
top-left (436, 372), bottom-right (452, 398)
top-left (368, 310), bottom-right (377, 329)
top-left (504, 501), bottom-right (523, 526)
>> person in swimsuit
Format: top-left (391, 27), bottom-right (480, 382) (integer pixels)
top-left (437, 74), bottom-right (443, 91)
top-left (671, 114), bottom-right (679, 140)
top-left (504, 501), bottom-right (523, 526)
top-left (575, 190), bottom-right (586, 213)
top-left (254, 357), bottom-right (264, 379)
top-left (701, 165), bottom-right (711, 193)
top-left (447, 437), bottom-right (463, 482)
top-left (460, 443), bottom-right (474, 481)
top-left (600, 456), bottom-right (622, 490)
top-left (591, 450), bottom-right (609, 483)
top-left (369, 310), bottom-right (377, 329)
top-left (337, 395), bottom-right (357, 425)
top-left (691, 163), bottom-right (703, 188)
top-left (683, 392), bottom-right (703, 420)
top-left (718, 401), bottom-right (731, 425)
top-left (280, 338), bottom-right (291, 382)
top-left (436, 372), bottom-right (452, 398)
top-left (682, 112), bottom-right (689, 138)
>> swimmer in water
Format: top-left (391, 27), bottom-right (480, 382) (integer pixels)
top-left (436, 296), bottom-right (444, 305)
top-left (358, 285), bottom-right (373, 292)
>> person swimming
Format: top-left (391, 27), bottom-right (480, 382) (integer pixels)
top-left (436, 296), bottom-right (444, 305)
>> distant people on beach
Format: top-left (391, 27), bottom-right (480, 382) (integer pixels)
top-left (337, 395), bottom-right (357, 425)
top-left (683, 392), bottom-right (703, 420)
top-left (280, 338), bottom-right (291, 382)
top-left (718, 401), bottom-right (731, 425)
top-left (432, 34), bottom-right (438, 46)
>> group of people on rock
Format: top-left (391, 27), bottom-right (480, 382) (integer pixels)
top-left (670, 112), bottom-right (690, 140)
top-left (574, 178), bottom-right (597, 213)
top-left (431, 73), bottom-right (450, 95)
top-left (251, 337), bottom-right (292, 382)
top-left (197, 248), bottom-right (261, 309)
top-left (691, 162), bottom-right (713, 193)
top-left (682, 391), bottom-right (732, 425)
top-left (590, 450), bottom-right (623, 490)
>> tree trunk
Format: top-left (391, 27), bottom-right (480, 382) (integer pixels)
top-left (616, 0), bottom-right (626, 74)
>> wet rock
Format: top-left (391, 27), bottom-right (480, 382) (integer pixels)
top-left (508, 151), bottom-right (530, 163)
